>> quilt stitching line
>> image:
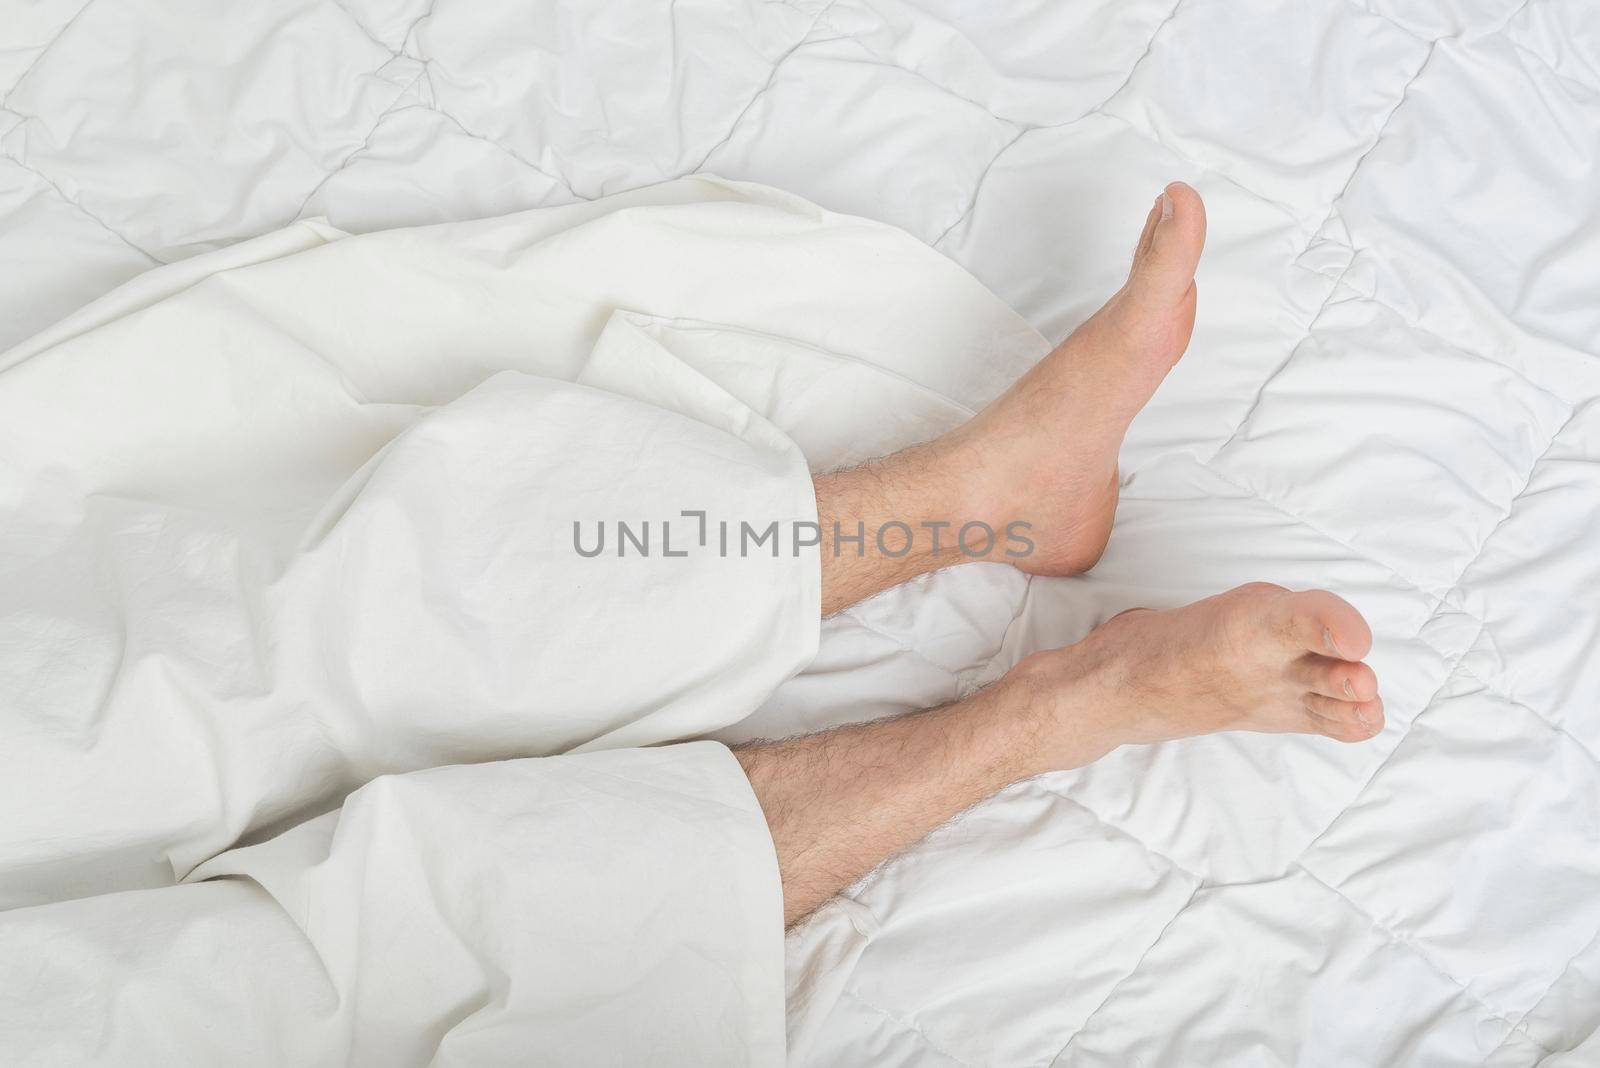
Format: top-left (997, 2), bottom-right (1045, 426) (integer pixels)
top-left (825, 608), bottom-right (969, 706)
top-left (1188, 455), bottom-right (1468, 614)
top-left (1345, 0), bottom-right (1530, 43)
top-left (1047, 879), bottom-right (1204, 1065)
top-left (1341, 0), bottom-right (1430, 42)
top-left (1036, 660), bottom-right (1465, 1054)
top-left (808, 10), bottom-right (1030, 122)
top-left (941, 114), bottom-right (1324, 253)
top-left (1487, 911), bottom-right (1600, 1062)
top-left (1287, 644), bottom-right (1600, 1054)
top-left (1285, 226), bottom-right (1600, 372)
top-left (1449, 663), bottom-right (1600, 1049)
top-left (683, 0), bottom-right (845, 180)
top-left (931, 77), bottom-right (1432, 439)
top-left (787, 12), bottom-right (1035, 249)
top-left (1496, 0), bottom-right (1537, 34)
top-left (1282, 17), bottom-right (1600, 374)
top-left (817, 4), bottom-right (1355, 244)
top-left (1288, 652), bottom-right (1475, 873)
top-left (1204, 391), bottom-right (1568, 616)
top-left (1499, 25), bottom-right (1600, 100)
top-left (1089, 107), bottom-right (1311, 225)
top-left (1075, 0), bottom-right (1190, 130)
top-left (1287, 253), bottom-right (1600, 408)
top-left (924, 0), bottom-right (1221, 252)
top-left (835, 3), bottom-right (1396, 243)
top-left (0, 0), bottom-right (100, 107)
top-left (1485, 1019), bottom-right (1568, 1066)
top-left (414, 101), bottom-right (586, 202)
top-left (1431, 402), bottom-right (1579, 607)
top-left (301, 0), bottom-right (530, 223)
top-left (291, 66), bottom-right (432, 224)
top-left (1199, 258), bottom-right (1352, 465)
top-left (322, 0), bottom-right (588, 212)
top-left (2, 11), bottom-right (429, 264)
top-left (1293, 861), bottom-right (1558, 1057)
top-left (1186, 31), bottom-right (1581, 612)
top-left (0, 125), bottom-right (159, 265)
top-left (869, 0), bottom-right (1343, 253)
top-left (800, 9), bottom-right (1259, 258)
top-left (1034, 794), bottom-right (1571, 1066)
top-left (833, 775), bottom-right (1201, 1064)
top-left (1045, 680), bottom-right (1581, 1066)
top-left (1228, 393), bottom-right (1576, 747)
top-left (1454, 659), bottom-right (1600, 781)
top-left (325, 0), bottom-right (415, 61)
top-left (1020, 777), bottom-right (1203, 885)
top-left (1197, 33), bottom-right (1434, 455)
top-left (1187, 33), bottom-right (1436, 463)
top-left (398, 0), bottom-right (838, 204)
top-left (928, 124), bottom-right (1026, 249)
top-left (1198, 462), bottom-right (1519, 684)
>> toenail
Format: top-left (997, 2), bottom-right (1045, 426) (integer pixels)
top-left (1322, 627), bottom-right (1341, 657)
top-left (1342, 678), bottom-right (1355, 700)
top-left (1160, 191), bottom-right (1174, 221)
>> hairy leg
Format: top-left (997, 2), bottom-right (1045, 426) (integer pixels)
top-left (739, 582), bottom-right (1382, 926)
top-left (814, 442), bottom-right (969, 615)
top-left (815, 182), bottom-right (1208, 616)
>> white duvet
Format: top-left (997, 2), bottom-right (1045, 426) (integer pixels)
top-left (1, 1), bottom-right (1598, 1065)
top-left (0, 176), bottom-right (1049, 1065)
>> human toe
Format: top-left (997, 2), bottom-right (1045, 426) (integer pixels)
top-left (1132, 181), bottom-right (1206, 302)
top-left (1132, 198), bottom-right (1161, 264)
top-left (1292, 653), bottom-right (1379, 702)
top-left (1273, 588), bottom-right (1374, 662)
top-left (1303, 693), bottom-right (1386, 742)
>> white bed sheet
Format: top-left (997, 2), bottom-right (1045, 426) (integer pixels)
top-left (1, 1), bottom-right (1597, 1065)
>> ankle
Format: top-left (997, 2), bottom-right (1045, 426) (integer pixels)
top-left (1003, 646), bottom-right (1123, 773)
top-left (813, 434), bottom-right (1035, 615)
top-left (906, 432), bottom-right (1038, 565)
top-left (830, 442), bottom-right (996, 567)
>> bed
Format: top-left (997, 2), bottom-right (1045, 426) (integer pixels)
top-left (1, 1), bottom-right (1596, 1064)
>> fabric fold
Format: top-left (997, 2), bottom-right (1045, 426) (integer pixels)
top-left (0, 329), bottom-right (820, 907)
top-left (0, 742), bottom-right (786, 1067)
top-left (0, 175), bottom-right (1051, 1065)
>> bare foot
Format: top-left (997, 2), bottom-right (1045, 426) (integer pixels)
top-left (1017, 582), bottom-right (1383, 765)
top-left (737, 581), bottom-right (1378, 924)
top-left (937, 181), bottom-right (1207, 576)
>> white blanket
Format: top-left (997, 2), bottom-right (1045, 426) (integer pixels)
top-left (2, 1), bottom-right (1598, 1065)
top-left (0, 178), bottom-right (1045, 1063)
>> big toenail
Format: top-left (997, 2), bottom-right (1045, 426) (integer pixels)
top-left (1322, 627), bottom-right (1341, 657)
top-left (1160, 192), bottom-right (1174, 220)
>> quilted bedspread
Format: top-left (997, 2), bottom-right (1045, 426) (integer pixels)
top-left (1, 1), bottom-right (1597, 1065)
